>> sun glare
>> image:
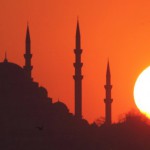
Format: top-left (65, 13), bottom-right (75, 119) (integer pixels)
top-left (134, 66), bottom-right (150, 118)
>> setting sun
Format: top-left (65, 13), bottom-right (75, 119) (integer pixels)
top-left (134, 66), bottom-right (150, 118)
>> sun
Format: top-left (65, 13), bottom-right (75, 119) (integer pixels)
top-left (134, 66), bottom-right (150, 118)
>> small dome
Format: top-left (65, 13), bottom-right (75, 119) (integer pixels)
top-left (39, 86), bottom-right (48, 97)
top-left (53, 101), bottom-right (69, 114)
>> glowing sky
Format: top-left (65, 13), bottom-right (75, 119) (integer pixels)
top-left (1, 0), bottom-right (150, 122)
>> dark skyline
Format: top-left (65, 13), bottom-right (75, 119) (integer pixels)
top-left (1, 21), bottom-right (113, 124)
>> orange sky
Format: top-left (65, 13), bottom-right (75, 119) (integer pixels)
top-left (1, 0), bottom-right (150, 123)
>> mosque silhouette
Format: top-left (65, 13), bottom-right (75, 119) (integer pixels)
top-left (1, 20), bottom-right (150, 150)
top-left (0, 21), bottom-right (116, 150)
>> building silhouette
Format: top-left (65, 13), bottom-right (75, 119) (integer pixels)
top-left (1, 21), bottom-right (150, 150)
top-left (104, 61), bottom-right (113, 126)
top-left (0, 24), bottom-right (80, 150)
top-left (73, 20), bottom-right (83, 119)
top-left (0, 25), bottom-right (54, 136)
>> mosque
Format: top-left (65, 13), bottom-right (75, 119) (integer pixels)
top-left (0, 21), bottom-right (113, 149)
top-left (0, 24), bottom-right (73, 139)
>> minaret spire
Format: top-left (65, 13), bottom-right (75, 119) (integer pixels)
top-left (106, 60), bottom-right (110, 84)
top-left (73, 20), bottom-right (83, 119)
top-left (104, 60), bottom-right (113, 126)
top-left (26, 23), bottom-right (31, 52)
top-left (24, 24), bottom-right (33, 80)
top-left (76, 19), bottom-right (81, 49)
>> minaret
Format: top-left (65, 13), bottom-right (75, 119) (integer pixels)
top-left (73, 20), bottom-right (83, 119)
top-left (104, 61), bottom-right (113, 126)
top-left (24, 24), bottom-right (33, 80)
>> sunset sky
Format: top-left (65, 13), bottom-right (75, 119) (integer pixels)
top-left (1, 0), bottom-right (150, 123)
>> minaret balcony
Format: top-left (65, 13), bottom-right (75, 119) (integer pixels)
top-left (24, 53), bottom-right (32, 59)
top-left (73, 75), bottom-right (83, 80)
top-left (74, 49), bottom-right (82, 54)
top-left (73, 63), bottom-right (83, 68)
top-left (104, 84), bottom-right (112, 89)
top-left (104, 98), bottom-right (113, 103)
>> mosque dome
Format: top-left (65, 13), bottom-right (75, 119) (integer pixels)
top-left (0, 60), bottom-right (28, 84)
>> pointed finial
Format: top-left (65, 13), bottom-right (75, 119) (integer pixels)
top-left (77, 16), bottom-right (79, 23)
top-left (4, 51), bottom-right (8, 62)
top-left (27, 21), bottom-right (30, 29)
top-left (27, 22), bottom-right (29, 30)
top-left (26, 22), bottom-right (30, 43)
top-left (76, 17), bottom-right (80, 31)
top-left (107, 58), bottom-right (110, 68)
top-left (27, 23), bottom-right (29, 33)
top-left (106, 59), bottom-right (110, 76)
